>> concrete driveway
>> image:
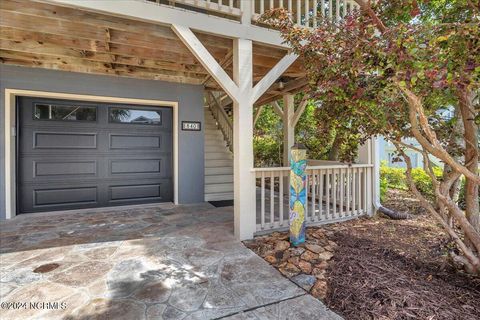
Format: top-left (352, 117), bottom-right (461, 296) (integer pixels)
top-left (0, 203), bottom-right (341, 319)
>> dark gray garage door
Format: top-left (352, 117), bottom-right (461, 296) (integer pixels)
top-left (17, 97), bottom-right (173, 214)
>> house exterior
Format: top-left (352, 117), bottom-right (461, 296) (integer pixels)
top-left (379, 137), bottom-right (445, 168)
top-left (0, 0), bottom-right (379, 240)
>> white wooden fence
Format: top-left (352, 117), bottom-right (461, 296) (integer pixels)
top-left (253, 163), bottom-right (373, 234)
top-left (145, 1), bottom-right (360, 27)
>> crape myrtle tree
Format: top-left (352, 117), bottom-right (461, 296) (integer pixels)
top-left (261, 0), bottom-right (480, 274)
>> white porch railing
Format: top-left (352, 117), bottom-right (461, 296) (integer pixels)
top-left (251, 0), bottom-right (361, 27)
top-left (208, 92), bottom-right (234, 152)
top-left (253, 163), bottom-right (373, 234)
top-left (146, 0), bottom-right (242, 17)
top-left (145, 1), bottom-right (360, 27)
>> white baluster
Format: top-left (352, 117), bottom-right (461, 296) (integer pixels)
top-left (326, 169), bottom-right (330, 219)
top-left (332, 169), bottom-right (337, 218)
top-left (340, 168), bottom-right (344, 217)
top-left (279, 170), bottom-right (284, 226)
top-left (311, 170), bottom-right (316, 221)
top-left (319, 169), bottom-right (324, 220)
top-left (270, 171), bottom-right (275, 228)
top-left (261, 171), bottom-right (265, 228)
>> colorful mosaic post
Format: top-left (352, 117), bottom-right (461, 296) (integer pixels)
top-left (289, 145), bottom-right (307, 246)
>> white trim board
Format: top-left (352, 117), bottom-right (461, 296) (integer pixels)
top-left (4, 89), bottom-right (179, 219)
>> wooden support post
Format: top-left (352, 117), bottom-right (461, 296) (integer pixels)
top-left (233, 38), bottom-right (256, 240)
top-left (283, 94), bottom-right (295, 166)
top-left (173, 25), bottom-right (297, 240)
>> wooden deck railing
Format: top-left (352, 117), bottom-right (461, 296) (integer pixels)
top-left (251, 0), bottom-right (361, 27)
top-left (144, 0), bottom-right (360, 27)
top-left (253, 163), bottom-right (373, 234)
top-left (146, 0), bottom-right (242, 18)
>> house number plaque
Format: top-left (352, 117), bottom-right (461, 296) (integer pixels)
top-left (182, 121), bottom-right (201, 131)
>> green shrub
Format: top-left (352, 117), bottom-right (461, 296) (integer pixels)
top-left (380, 174), bottom-right (388, 203)
top-left (380, 161), bottom-right (407, 190)
top-left (410, 167), bottom-right (442, 198)
top-left (380, 161), bottom-right (443, 199)
top-left (254, 136), bottom-right (281, 167)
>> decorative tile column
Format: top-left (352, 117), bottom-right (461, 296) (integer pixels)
top-left (289, 144), bottom-right (307, 246)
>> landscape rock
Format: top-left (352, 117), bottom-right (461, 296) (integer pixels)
top-left (274, 240), bottom-right (290, 252)
top-left (279, 262), bottom-right (300, 277)
top-left (305, 244), bottom-right (325, 254)
top-left (301, 250), bottom-right (318, 262)
top-left (311, 280), bottom-right (328, 299)
top-left (298, 260), bottom-right (312, 274)
top-left (291, 274), bottom-right (317, 291)
top-left (318, 251), bottom-right (334, 261)
top-left (312, 268), bottom-right (326, 280)
top-left (265, 255), bottom-right (277, 264)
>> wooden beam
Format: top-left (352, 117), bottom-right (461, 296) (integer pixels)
top-left (253, 105), bottom-right (264, 126)
top-left (291, 97), bottom-right (309, 127)
top-left (0, 29), bottom-right (209, 72)
top-left (203, 50), bottom-right (233, 85)
top-left (0, 39), bottom-right (207, 78)
top-left (0, 50), bottom-right (204, 84)
top-left (0, 9), bottom-right (229, 60)
top-left (255, 77), bottom-right (309, 106)
top-left (251, 52), bottom-right (298, 103)
top-left (44, 0), bottom-right (288, 48)
top-left (271, 100), bottom-right (284, 117)
top-left (3, 0), bottom-right (233, 49)
top-left (172, 24), bottom-right (240, 102)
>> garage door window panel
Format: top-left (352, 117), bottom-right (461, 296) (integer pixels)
top-left (34, 104), bottom-right (97, 121)
top-left (109, 107), bottom-right (162, 125)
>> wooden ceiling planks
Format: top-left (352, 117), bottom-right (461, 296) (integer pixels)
top-left (0, 0), bottom-right (306, 99)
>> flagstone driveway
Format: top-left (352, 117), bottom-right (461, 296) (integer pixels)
top-left (0, 203), bottom-right (341, 319)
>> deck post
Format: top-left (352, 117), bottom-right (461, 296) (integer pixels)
top-left (173, 24), bottom-right (296, 240)
top-left (283, 94), bottom-right (295, 166)
top-left (357, 138), bottom-right (378, 215)
top-left (233, 38), bottom-right (256, 240)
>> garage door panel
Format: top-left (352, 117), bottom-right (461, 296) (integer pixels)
top-left (19, 158), bottom-right (100, 183)
top-left (34, 160), bottom-right (98, 177)
top-left (34, 132), bottom-right (97, 149)
top-left (109, 134), bottom-right (161, 149)
top-left (111, 159), bottom-right (162, 175)
top-left (110, 184), bottom-right (162, 201)
top-left (17, 97), bottom-right (173, 214)
top-left (34, 186), bottom-right (98, 206)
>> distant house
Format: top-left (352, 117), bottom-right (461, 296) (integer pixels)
top-left (379, 137), bottom-right (443, 168)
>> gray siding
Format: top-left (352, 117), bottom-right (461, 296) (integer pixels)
top-left (0, 65), bottom-right (205, 219)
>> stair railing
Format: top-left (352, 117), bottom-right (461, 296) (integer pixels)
top-left (208, 92), bottom-right (234, 152)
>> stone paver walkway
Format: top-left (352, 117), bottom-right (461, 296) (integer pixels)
top-left (0, 203), bottom-right (341, 319)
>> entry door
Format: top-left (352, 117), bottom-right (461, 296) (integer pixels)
top-left (17, 97), bottom-right (173, 214)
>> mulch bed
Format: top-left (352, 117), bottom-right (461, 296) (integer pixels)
top-left (245, 189), bottom-right (480, 320)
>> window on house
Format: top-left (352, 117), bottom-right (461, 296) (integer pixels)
top-left (34, 104), bottom-right (97, 121)
top-left (109, 107), bottom-right (162, 125)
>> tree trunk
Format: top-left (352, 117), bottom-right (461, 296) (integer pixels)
top-left (458, 90), bottom-right (480, 233)
top-left (328, 133), bottom-right (342, 161)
